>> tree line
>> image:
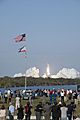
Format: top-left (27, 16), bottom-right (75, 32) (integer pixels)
top-left (0, 76), bottom-right (80, 88)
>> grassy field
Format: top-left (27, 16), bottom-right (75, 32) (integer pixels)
top-left (30, 96), bottom-right (80, 117)
top-left (0, 96), bottom-right (80, 117)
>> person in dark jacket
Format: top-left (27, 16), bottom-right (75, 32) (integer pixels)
top-left (67, 101), bottom-right (76, 120)
top-left (17, 104), bottom-right (24, 120)
top-left (24, 101), bottom-right (32, 120)
top-left (35, 102), bottom-right (43, 120)
top-left (43, 102), bottom-right (52, 120)
top-left (51, 102), bottom-right (61, 120)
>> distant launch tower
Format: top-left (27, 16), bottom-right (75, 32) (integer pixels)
top-left (46, 64), bottom-right (50, 77)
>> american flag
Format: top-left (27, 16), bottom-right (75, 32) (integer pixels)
top-left (15, 34), bottom-right (26, 42)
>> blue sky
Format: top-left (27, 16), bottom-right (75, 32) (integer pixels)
top-left (0, 0), bottom-right (80, 76)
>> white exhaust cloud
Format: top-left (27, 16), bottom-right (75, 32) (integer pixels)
top-left (25, 67), bottom-right (39, 78)
top-left (14, 67), bottom-right (39, 78)
top-left (14, 67), bottom-right (80, 79)
top-left (50, 68), bottom-right (80, 79)
top-left (14, 73), bottom-right (23, 78)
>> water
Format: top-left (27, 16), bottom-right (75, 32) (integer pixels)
top-left (0, 85), bottom-right (77, 93)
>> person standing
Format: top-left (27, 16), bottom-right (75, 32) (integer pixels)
top-left (9, 102), bottom-right (15, 120)
top-left (60, 90), bottom-right (65, 103)
top-left (17, 104), bottom-right (24, 120)
top-left (67, 102), bottom-right (74, 120)
top-left (4, 92), bottom-right (8, 103)
top-left (0, 104), bottom-right (6, 120)
top-left (73, 91), bottom-right (78, 105)
top-left (49, 90), bottom-right (53, 104)
top-left (51, 102), bottom-right (61, 120)
top-left (67, 101), bottom-right (76, 120)
top-left (35, 102), bottom-right (43, 120)
top-left (43, 102), bottom-right (52, 120)
top-left (24, 101), bottom-right (32, 120)
top-left (52, 90), bottom-right (57, 104)
top-left (60, 102), bottom-right (68, 120)
top-left (0, 91), bottom-right (2, 103)
top-left (15, 95), bottom-right (20, 110)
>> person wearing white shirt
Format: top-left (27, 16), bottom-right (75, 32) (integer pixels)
top-left (0, 105), bottom-right (6, 120)
top-left (61, 90), bottom-right (65, 103)
top-left (60, 102), bottom-right (68, 120)
top-left (15, 95), bottom-right (20, 109)
top-left (9, 102), bottom-right (15, 120)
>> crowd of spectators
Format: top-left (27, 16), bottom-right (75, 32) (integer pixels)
top-left (0, 88), bottom-right (79, 120)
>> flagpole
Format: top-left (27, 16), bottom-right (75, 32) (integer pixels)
top-left (24, 35), bottom-right (28, 91)
top-left (24, 51), bottom-right (27, 91)
top-left (25, 74), bottom-right (27, 91)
